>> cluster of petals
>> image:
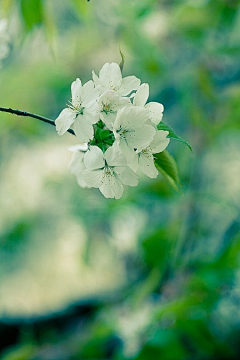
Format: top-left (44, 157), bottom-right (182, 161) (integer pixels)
top-left (56, 62), bottom-right (170, 199)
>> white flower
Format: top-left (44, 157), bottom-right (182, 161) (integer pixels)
top-left (0, 19), bottom-right (10, 63)
top-left (92, 62), bottom-right (140, 96)
top-left (130, 130), bottom-right (170, 178)
top-left (55, 79), bottom-right (100, 142)
top-left (113, 106), bottom-right (156, 161)
top-left (133, 83), bottom-right (164, 125)
top-left (99, 90), bottom-right (130, 130)
top-left (82, 146), bottom-right (138, 199)
top-left (69, 144), bottom-right (90, 188)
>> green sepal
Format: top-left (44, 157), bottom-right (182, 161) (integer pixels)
top-left (99, 129), bottom-right (111, 141)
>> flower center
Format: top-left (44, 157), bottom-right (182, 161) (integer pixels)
top-left (76, 106), bottom-right (85, 115)
top-left (103, 166), bottom-right (114, 177)
top-left (102, 102), bottom-right (116, 115)
top-left (117, 126), bottom-right (135, 140)
top-left (68, 101), bottom-right (85, 115)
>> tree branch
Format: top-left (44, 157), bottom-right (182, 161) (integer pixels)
top-left (0, 106), bottom-right (75, 136)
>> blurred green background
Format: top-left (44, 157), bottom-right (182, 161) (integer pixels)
top-left (0, 0), bottom-right (240, 359)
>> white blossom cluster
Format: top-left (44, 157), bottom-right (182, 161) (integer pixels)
top-left (55, 62), bottom-right (170, 199)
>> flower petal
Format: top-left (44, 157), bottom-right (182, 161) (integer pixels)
top-left (145, 102), bottom-right (164, 125)
top-left (139, 153), bottom-right (158, 178)
top-left (100, 111), bottom-right (117, 130)
top-left (118, 137), bottom-right (135, 161)
top-left (68, 143), bottom-right (88, 152)
top-left (83, 105), bottom-right (99, 124)
top-left (82, 169), bottom-right (103, 188)
top-left (133, 83), bottom-right (149, 107)
top-left (55, 108), bottom-right (75, 136)
top-left (128, 152), bottom-right (139, 172)
top-left (69, 151), bottom-right (85, 174)
top-left (92, 70), bottom-right (101, 86)
top-left (104, 145), bottom-right (127, 167)
top-left (126, 124), bottom-right (156, 150)
top-left (114, 106), bottom-right (149, 132)
top-left (84, 146), bottom-right (105, 170)
top-left (99, 174), bottom-right (123, 199)
top-left (76, 173), bottom-right (91, 188)
top-left (69, 149), bottom-right (91, 188)
top-left (73, 116), bottom-right (94, 142)
top-left (119, 76), bottom-right (141, 96)
top-left (99, 62), bottom-right (122, 91)
top-left (81, 80), bottom-right (99, 107)
top-left (148, 130), bottom-right (170, 154)
top-left (115, 166), bottom-right (139, 186)
top-left (71, 78), bottom-right (82, 108)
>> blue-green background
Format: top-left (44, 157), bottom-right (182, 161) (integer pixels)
top-left (1, 0), bottom-right (240, 359)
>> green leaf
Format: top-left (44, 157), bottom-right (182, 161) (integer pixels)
top-left (20, 0), bottom-right (44, 31)
top-left (119, 48), bottom-right (125, 72)
top-left (158, 121), bottom-right (192, 151)
top-left (154, 150), bottom-right (181, 192)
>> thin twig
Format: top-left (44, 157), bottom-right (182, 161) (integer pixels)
top-left (0, 106), bottom-right (75, 136)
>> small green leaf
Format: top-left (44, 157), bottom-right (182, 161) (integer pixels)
top-left (20, 0), bottom-right (44, 31)
top-left (154, 150), bottom-right (181, 192)
top-left (119, 48), bottom-right (125, 72)
top-left (158, 121), bottom-right (192, 151)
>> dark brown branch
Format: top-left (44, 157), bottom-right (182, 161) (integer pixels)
top-left (0, 106), bottom-right (75, 136)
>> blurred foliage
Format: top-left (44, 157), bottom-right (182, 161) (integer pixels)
top-left (1, 0), bottom-right (240, 359)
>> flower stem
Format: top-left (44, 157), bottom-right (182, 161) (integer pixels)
top-left (0, 106), bottom-right (75, 136)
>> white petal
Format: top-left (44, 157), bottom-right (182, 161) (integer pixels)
top-left (68, 143), bottom-right (88, 152)
top-left (119, 76), bottom-right (141, 96)
top-left (98, 90), bottom-right (116, 106)
top-left (133, 83), bottom-right (149, 107)
top-left (83, 105), bottom-right (99, 124)
top-left (73, 116), bottom-right (94, 142)
top-left (128, 152), bottom-right (139, 172)
top-left (99, 174), bottom-right (123, 199)
top-left (118, 96), bottom-right (131, 108)
top-left (92, 70), bottom-right (101, 86)
top-left (139, 153), bottom-right (158, 178)
top-left (126, 124), bottom-right (156, 150)
top-left (81, 80), bottom-right (99, 107)
top-left (82, 169), bottom-right (103, 188)
top-left (118, 137), bottom-right (135, 161)
top-left (55, 108), bottom-right (75, 136)
top-left (100, 112), bottom-right (117, 130)
top-left (69, 151), bottom-right (85, 174)
top-left (145, 102), bottom-right (164, 125)
top-left (76, 173), bottom-right (91, 188)
top-left (104, 145), bottom-right (127, 167)
top-left (71, 78), bottom-right (82, 108)
top-left (114, 106), bottom-right (149, 132)
top-left (114, 166), bottom-right (138, 186)
top-left (84, 146), bottom-right (105, 170)
top-left (99, 62), bottom-right (122, 91)
top-left (148, 130), bottom-right (170, 154)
